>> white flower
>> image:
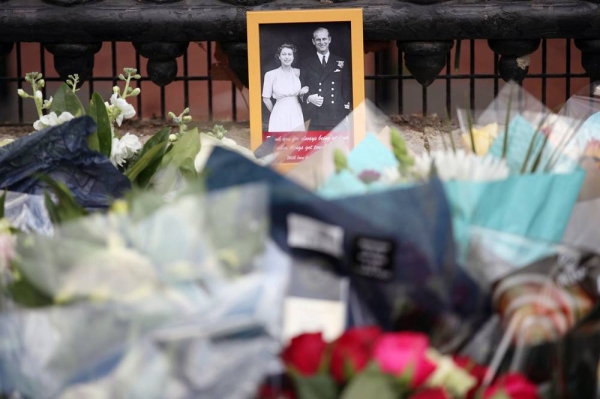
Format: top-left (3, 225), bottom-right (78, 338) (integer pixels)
top-left (34, 90), bottom-right (43, 101)
top-left (413, 150), bottom-right (509, 182)
top-left (194, 133), bottom-right (257, 172)
top-left (110, 133), bottom-right (142, 167)
top-left (109, 93), bottom-right (136, 126)
top-left (33, 111), bottom-right (75, 131)
top-left (380, 166), bottom-right (401, 185)
top-left (425, 350), bottom-right (477, 396)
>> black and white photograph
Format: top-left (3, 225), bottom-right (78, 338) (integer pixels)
top-left (259, 22), bottom-right (353, 133)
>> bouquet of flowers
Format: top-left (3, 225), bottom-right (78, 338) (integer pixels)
top-left (261, 326), bottom-right (540, 399)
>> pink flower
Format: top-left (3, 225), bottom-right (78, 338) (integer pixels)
top-left (409, 388), bottom-right (452, 399)
top-left (483, 373), bottom-right (539, 399)
top-left (373, 332), bottom-right (436, 389)
top-left (329, 326), bottom-right (381, 382)
top-left (282, 332), bottom-right (328, 376)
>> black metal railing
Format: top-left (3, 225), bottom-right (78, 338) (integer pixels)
top-left (0, 0), bottom-right (599, 126)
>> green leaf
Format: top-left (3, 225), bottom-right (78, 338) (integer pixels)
top-left (49, 83), bottom-right (85, 117)
top-left (38, 175), bottom-right (88, 225)
top-left (161, 127), bottom-right (200, 168)
top-left (291, 374), bottom-right (338, 399)
top-left (340, 369), bottom-right (397, 399)
top-left (141, 127), bottom-right (171, 158)
top-left (6, 274), bottom-right (53, 308)
top-left (0, 190), bottom-right (5, 219)
top-left (178, 157), bottom-right (198, 180)
top-left (125, 141), bottom-right (169, 187)
top-left (124, 127), bottom-right (171, 187)
top-left (86, 92), bottom-right (112, 156)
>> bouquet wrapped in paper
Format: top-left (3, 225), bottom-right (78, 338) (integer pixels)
top-left (0, 183), bottom-right (290, 399)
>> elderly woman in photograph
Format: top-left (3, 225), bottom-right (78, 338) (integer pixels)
top-left (262, 43), bottom-right (309, 132)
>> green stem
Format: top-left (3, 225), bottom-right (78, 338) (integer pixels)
top-left (466, 103), bottom-right (476, 154)
top-left (502, 84), bottom-right (515, 159)
top-left (520, 113), bottom-right (550, 174)
top-left (121, 74), bottom-right (131, 100)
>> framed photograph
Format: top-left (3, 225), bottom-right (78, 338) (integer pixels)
top-left (247, 8), bottom-right (365, 170)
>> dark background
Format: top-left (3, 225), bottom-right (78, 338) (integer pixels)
top-left (259, 22), bottom-right (352, 130)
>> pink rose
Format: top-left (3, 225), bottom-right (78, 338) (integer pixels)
top-left (282, 332), bottom-right (328, 376)
top-left (373, 332), bottom-right (436, 389)
top-left (409, 388), bottom-right (452, 399)
top-left (483, 373), bottom-right (540, 399)
top-left (329, 326), bottom-right (382, 382)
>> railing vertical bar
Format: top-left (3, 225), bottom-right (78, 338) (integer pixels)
top-left (493, 52), bottom-right (499, 97)
top-left (16, 42), bottom-right (23, 124)
top-left (470, 39), bottom-right (475, 111)
top-left (541, 39), bottom-right (547, 105)
top-left (135, 49), bottom-right (142, 119)
top-left (231, 83), bottom-right (237, 122)
top-left (111, 42), bottom-right (118, 89)
top-left (446, 51), bottom-right (451, 117)
top-left (207, 41), bottom-right (213, 121)
top-left (183, 46), bottom-right (190, 110)
top-left (39, 44), bottom-right (47, 100)
top-left (397, 44), bottom-right (404, 115)
top-left (160, 86), bottom-right (166, 119)
top-left (422, 84), bottom-right (428, 116)
top-left (374, 52), bottom-right (380, 108)
top-left (566, 38), bottom-right (571, 102)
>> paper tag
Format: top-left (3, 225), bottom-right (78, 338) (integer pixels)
top-left (352, 236), bottom-right (395, 281)
top-left (287, 213), bottom-right (344, 258)
top-left (283, 297), bottom-right (346, 344)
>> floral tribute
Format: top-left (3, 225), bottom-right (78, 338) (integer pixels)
top-left (261, 327), bottom-right (540, 399)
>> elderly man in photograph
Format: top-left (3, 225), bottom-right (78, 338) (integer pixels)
top-left (302, 27), bottom-right (352, 132)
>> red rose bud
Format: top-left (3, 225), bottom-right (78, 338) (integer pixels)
top-left (373, 332), bottom-right (436, 389)
top-left (453, 355), bottom-right (489, 399)
top-left (483, 373), bottom-right (540, 399)
top-left (329, 326), bottom-right (382, 382)
top-left (409, 388), bottom-right (452, 399)
top-left (282, 332), bottom-right (328, 376)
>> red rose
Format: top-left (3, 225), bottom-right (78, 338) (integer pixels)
top-left (453, 355), bottom-right (489, 399)
top-left (329, 326), bottom-right (382, 382)
top-left (409, 388), bottom-right (452, 399)
top-left (372, 332), bottom-right (436, 389)
top-left (282, 332), bottom-right (328, 376)
top-left (257, 384), bottom-right (296, 399)
top-left (483, 373), bottom-right (540, 399)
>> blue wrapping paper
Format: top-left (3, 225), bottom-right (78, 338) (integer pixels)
top-left (204, 147), bottom-right (488, 337)
top-left (0, 117), bottom-right (131, 210)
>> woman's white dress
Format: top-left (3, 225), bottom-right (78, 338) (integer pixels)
top-left (262, 67), bottom-right (305, 132)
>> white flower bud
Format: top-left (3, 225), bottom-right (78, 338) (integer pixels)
top-left (168, 112), bottom-right (177, 120)
top-left (118, 74), bottom-right (125, 81)
top-left (17, 89), bottom-right (28, 98)
top-left (183, 107), bottom-right (190, 115)
top-left (169, 134), bottom-right (178, 142)
top-left (113, 86), bottom-right (120, 94)
top-left (35, 90), bottom-right (43, 101)
top-left (182, 116), bottom-right (192, 123)
top-left (130, 88), bottom-right (141, 96)
top-left (38, 79), bottom-right (45, 88)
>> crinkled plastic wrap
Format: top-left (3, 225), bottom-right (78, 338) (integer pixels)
top-left (0, 184), bottom-right (290, 399)
top-left (463, 228), bottom-right (600, 395)
top-left (204, 146), bottom-right (488, 350)
top-left (4, 191), bottom-right (53, 235)
top-left (0, 117), bottom-right (131, 210)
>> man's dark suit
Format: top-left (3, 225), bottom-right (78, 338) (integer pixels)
top-left (301, 53), bottom-right (352, 131)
